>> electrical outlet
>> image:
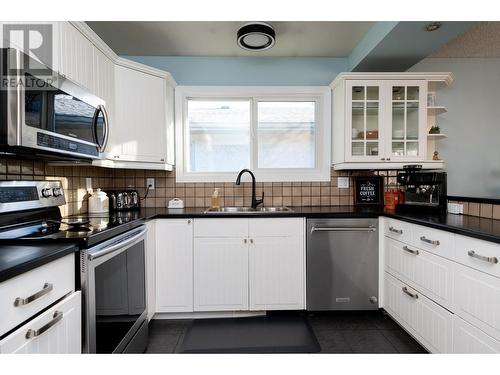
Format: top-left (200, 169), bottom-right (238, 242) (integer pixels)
top-left (85, 177), bottom-right (92, 191)
top-left (338, 177), bottom-right (350, 189)
top-left (146, 178), bottom-right (155, 190)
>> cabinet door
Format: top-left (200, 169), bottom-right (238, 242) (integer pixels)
top-left (58, 22), bottom-right (94, 91)
top-left (194, 237), bottom-right (248, 311)
top-left (113, 65), bottom-right (168, 163)
top-left (0, 291), bottom-right (81, 354)
top-left (453, 262), bottom-right (500, 341)
top-left (249, 236), bottom-right (305, 310)
top-left (155, 219), bottom-right (194, 313)
top-left (384, 272), bottom-right (452, 353)
top-left (145, 220), bottom-right (156, 319)
top-left (386, 81), bottom-right (427, 161)
top-left (453, 315), bottom-right (500, 353)
top-left (345, 80), bottom-right (384, 162)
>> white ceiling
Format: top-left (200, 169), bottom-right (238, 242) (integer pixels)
top-left (86, 21), bottom-right (374, 57)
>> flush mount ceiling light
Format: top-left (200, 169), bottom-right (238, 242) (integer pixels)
top-left (425, 22), bottom-right (443, 32)
top-left (237, 22), bottom-right (276, 51)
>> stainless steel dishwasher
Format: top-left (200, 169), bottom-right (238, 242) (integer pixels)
top-left (306, 218), bottom-right (379, 311)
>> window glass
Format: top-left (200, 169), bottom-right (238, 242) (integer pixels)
top-left (187, 100), bottom-right (250, 172)
top-left (257, 101), bottom-right (316, 169)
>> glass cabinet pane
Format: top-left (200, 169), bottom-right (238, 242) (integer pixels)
top-left (366, 142), bottom-right (378, 156)
top-left (366, 102), bottom-right (379, 136)
top-left (407, 86), bottom-right (419, 100)
top-left (352, 142), bottom-right (364, 156)
top-left (407, 142), bottom-right (419, 156)
top-left (352, 102), bottom-right (364, 139)
top-left (392, 103), bottom-right (405, 139)
top-left (392, 142), bottom-right (405, 156)
top-left (366, 86), bottom-right (379, 100)
top-left (406, 102), bottom-right (419, 140)
top-left (352, 86), bottom-right (364, 100)
top-left (392, 86), bottom-right (405, 100)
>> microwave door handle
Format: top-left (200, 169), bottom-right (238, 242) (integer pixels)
top-left (99, 105), bottom-right (109, 152)
top-left (92, 105), bottom-right (109, 153)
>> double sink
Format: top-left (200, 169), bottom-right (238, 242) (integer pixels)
top-left (203, 206), bottom-right (294, 214)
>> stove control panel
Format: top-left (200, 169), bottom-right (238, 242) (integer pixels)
top-left (0, 181), bottom-right (66, 213)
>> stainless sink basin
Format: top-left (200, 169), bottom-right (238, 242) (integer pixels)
top-left (203, 206), bottom-right (293, 214)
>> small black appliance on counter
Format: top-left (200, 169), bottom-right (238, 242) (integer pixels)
top-left (396, 166), bottom-right (447, 214)
top-left (107, 190), bottom-right (141, 211)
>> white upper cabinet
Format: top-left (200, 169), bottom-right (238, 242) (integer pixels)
top-left (331, 72), bottom-right (452, 170)
top-left (110, 60), bottom-right (175, 168)
top-left (58, 22), bottom-right (95, 92)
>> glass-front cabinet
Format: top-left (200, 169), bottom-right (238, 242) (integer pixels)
top-left (345, 79), bottom-right (426, 163)
top-left (388, 81), bottom-right (426, 161)
top-left (346, 81), bottom-right (383, 161)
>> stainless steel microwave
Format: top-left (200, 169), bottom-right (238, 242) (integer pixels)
top-left (0, 48), bottom-right (109, 159)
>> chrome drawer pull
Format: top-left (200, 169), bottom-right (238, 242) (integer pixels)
top-left (25, 311), bottom-right (63, 339)
top-left (468, 250), bottom-right (498, 264)
top-left (420, 236), bottom-right (440, 246)
top-left (389, 226), bottom-right (403, 234)
top-left (402, 286), bottom-right (419, 299)
top-left (403, 245), bottom-right (419, 255)
top-left (311, 226), bottom-right (376, 234)
top-left (14, 283), bottom-right (53, 307)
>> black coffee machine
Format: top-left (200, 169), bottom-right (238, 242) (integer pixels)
top-left (396, 165), bottom-right (447, 214)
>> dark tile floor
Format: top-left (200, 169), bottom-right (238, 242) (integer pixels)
top-left (145, 310), bottom-right (427, 354)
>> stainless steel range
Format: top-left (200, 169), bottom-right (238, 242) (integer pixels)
top-left (0, 180), bottom-right (148, 353)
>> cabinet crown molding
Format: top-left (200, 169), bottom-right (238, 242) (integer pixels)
top-left (330, 72), bottom-right (454, 89)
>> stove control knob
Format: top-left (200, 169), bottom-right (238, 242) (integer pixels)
top-left (41, 188), bottom-right (53, 198)
top-left (52, 187), bottom-right (63, 197)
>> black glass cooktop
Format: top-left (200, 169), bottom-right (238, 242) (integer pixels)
top-left (0, 211), bottom-right (144, 247)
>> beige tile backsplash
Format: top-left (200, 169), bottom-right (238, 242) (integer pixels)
top-left (3, 157), bottom-right (500, 220)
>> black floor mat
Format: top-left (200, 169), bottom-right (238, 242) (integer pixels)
top-left (179, 315), bottom-right (321, 353)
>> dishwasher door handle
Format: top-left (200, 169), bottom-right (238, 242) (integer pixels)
top-left (310, 226), bottom-right (377, 234)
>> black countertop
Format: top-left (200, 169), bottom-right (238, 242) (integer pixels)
top-left (136, 206), bottom-right (500, 244)
top-left (0, 243), bottom-right (78, 283)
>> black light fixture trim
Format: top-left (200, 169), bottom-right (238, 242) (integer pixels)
top-left (237, 22), bottom-right (276, 51)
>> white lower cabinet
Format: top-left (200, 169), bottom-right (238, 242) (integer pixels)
top-left (384, 272), bottom-right (452, 353)
top-left (194, 237), bottom-right (249, 311)
top-left (249, 219), bottom-right (305, 310)
top-left (453, 315), bottom-right (500, 353)
top-left (155, 219), bottom-right (194, 313)
top-left (0, 291), bottom-right (81, 354)
top-left (453, 262), bottom-right (500, 342)
top-left (385, 237), bottom-right (453, 309)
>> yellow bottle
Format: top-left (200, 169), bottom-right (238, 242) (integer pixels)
top-left (211, 188), bottom-right (221, 209)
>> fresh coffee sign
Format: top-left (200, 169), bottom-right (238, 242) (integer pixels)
top-left (354, 176), bottom-right (383, 205)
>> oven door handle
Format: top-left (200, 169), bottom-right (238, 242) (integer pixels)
top-left (88, 227), bottom-right (147, 261)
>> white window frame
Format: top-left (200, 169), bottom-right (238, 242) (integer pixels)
top-left (175, 86), bottom-right (331, 183)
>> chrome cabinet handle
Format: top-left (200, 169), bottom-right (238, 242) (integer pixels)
top-left (381, 158), bottom-right (386, 161)
top-left (389, 226), bottom-right (403, 234)
top-left (26, 311), bottom-right (63, 339)
top-left (386, 158), bottom-right (391, 161)
top-left (468, 250), bottom-right (498, 264)
top-left (187, 219), bottom-right (191, 224)
top-left (14, 283), bottom-right (53, 307)
top-left (402, 286), bottom-right (419, 299)
top-left (420, 236), bottom-right (440, 246)
top-left (250, 239), bottom-right (254, 244)
top-left (403, 246), bottom-right (419, 255)
top-left (244, 238), bottom-right (247, 244)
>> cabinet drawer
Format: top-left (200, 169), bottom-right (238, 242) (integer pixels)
top-left (0, 254), bottom-right (75, 337)
top-left (453, 315), bottom-right (500, 353)
top-left (453, 262), bottom-right (500, 341)
top-left (0, 291), bottom-right (81, 354)
top-left (384, 218), bottom-right (412, 243)
top-left (249, 218), bottom-right (303, 237)
top-left (385, 237), bottom-right (453, 308)
top-left (455, 235), bottom-right (500, 278)
top-left (193, 219), bottom-right (248, 237)
top-left (384, 272), bottom-right (452, 353)
top-left (410, 224), bottom-right (454, 261)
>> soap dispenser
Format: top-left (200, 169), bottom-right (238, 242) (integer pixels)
top-left (211, 188), bottom-right (221, 209)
